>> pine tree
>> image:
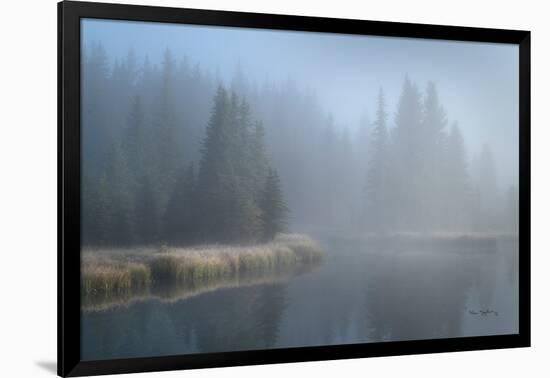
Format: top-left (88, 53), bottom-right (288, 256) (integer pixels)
top-left (226, 177), bottom-right (263, 243)
top-left (260, 168), bottom-right (289, 241)
top-left (335, 127), bottom-right (357, 227)
top-left (122, 94), bottom-right (145, 177)
top-left (152, 48), bottom-right (181, 213)
top-left (391, 77), bottom-right (424, 229)
top-left (357, 111), bottom-right (371, 168)
top-left (321, 114), bottom-right (338, 225)
top-left (139, 54), bottom-right (157, 108)
top-left (248, 121), bottom-right (269, 200)
top-left (421, 82), bottom-right (449, 227)
top-left (394, 77), bottom-right (423, 155)
top-left (474, 144), bottom-right (499, 231)
top-left (197, 86), bottom-right (230, 188)
top-left (444, 122), bottom-right (471, 229)
top-left (422, 82), bottom-right (448, 150)
top-left (124, 48), bottom-right (138, 88)
top-left (196, 85), bottom-right (231, 241)
top-left (196, 86), bottom-right (269, 243)
top-left (81, 41), bottom-right (110, 177)
top-left (110, 51), bottom-right (138, 134)
top-left (365, 89), bottom-right (389, 231)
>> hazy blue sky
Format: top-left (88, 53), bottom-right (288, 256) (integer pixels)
top-left (82, 19), bottom-right (518, 186)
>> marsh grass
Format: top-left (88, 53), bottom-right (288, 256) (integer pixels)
top-left (274, 233), bottom-right (324, 263)
top-left (81, 256), bottom-right (151, 296)
top-left (81, 233), bottom-right (323, 310)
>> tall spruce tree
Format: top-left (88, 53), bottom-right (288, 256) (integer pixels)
top-left (421, 82), bottom-right (449, 227)
top-left (122, 94), bottom-right (145, 177)
top-left (357, 111), bottom-right (371, 165)
top-left (196, 85), bottom-right (231, 241)
top-left (152, 49), bottom-right (181, 214)
top-left (444, 122), bottom-right (471, 229)
top-left (81, 41), bottom-right (110, 177)
top-left (248, 121), bottom-right (269, 200)
top-left (391, 77), bottom-right (424, 229)
top-left (365, 89), bottom-right (389, 231)
top-left (260, 168), bottom-right (289, 241)
top-left (474, 144), bottom-right (499, 231)
top-left (227, 178), bottom-right (263, 243)
top-left (321, 114), bottom-right (338, 224)
top-left (196, 86), bottom-right (269, 243)
top-left (422, 82), bottom-right (448, 145)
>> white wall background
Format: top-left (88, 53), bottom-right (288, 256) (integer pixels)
top-left (0, 0), bottom-right (546, 376)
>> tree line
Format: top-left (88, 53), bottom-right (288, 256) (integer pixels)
top-left (363, 78), bottom-right (517, 233)
top-left (82, 50), bottom-right (288, 246)
top-left (81, 43), bottom-right (518, 246)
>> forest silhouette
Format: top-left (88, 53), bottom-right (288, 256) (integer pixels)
top-left (81, 44), bottom-right (518, 248)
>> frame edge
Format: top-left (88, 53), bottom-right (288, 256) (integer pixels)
top-left (57, 1), bottom-right (532, 376)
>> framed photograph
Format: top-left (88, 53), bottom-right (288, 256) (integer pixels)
top-left (58, 1), bottom-right (530, 376)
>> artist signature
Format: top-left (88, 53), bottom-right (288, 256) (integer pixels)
top-left (467, 309), bottom-right (498, 316)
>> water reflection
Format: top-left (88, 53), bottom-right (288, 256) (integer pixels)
top-left (82, 266), bottom-right (310, 312)
top-left (365, 249), bottom-right (477, 341)
top-left (81, 237), bottom-right (518, 361)
top-left (82, 282), bottom-right (289, 359)
top-left (363, 237), bottom-right (518, 342)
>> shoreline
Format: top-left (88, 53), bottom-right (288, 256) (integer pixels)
top-left (81, 233), bottom-right (323, 310)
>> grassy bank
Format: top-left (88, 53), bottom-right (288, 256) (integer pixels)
top-left (82, 233), bottom-right (323, 310)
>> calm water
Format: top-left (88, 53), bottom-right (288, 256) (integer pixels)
top-left (81, 237), bottom-right (519, 360)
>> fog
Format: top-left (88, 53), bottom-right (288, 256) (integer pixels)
top-left (81, 18), bottom-right (518, 241)
top-left (83, 18), bottom-right (518, 188)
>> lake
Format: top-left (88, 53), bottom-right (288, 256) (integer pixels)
top-left (81, 236), bottom-right (518, 360)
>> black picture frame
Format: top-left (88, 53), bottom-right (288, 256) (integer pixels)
top-left (58, 1), bottom-right (531, 376)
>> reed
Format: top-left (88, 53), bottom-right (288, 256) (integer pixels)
top-left (81, 255), bottom-right (151, 297)
top-left (81, 233), bottom-right (323, 307)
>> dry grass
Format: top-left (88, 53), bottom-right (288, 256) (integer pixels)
top-left (274, 233), bottom-right (324, 263)
top-left (81, 233), bottom-right (323, 309)
top-left (81, 255), bottom-right (151, 297)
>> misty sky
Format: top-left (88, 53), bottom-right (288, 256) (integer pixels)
top-left (82, 18), bottom-right (519, 186)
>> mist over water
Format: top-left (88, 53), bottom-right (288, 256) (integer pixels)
top-left (82, 237), bottom-right (518, 359)
top-left (80, 18), bottom-right (519, 361)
